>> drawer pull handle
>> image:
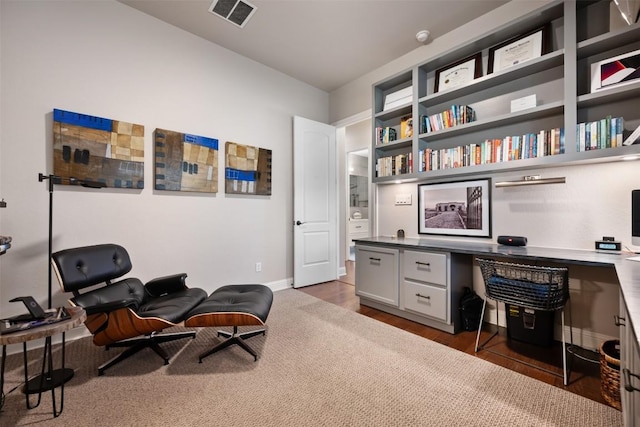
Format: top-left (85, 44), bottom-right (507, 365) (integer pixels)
top-left (416, 261), bottom-right (431, 267)
top-left (623, 368), bottom-right (640, 392)
top-left (614, 315), bottom-right (626, 327)
top-left (369, 257), bottom-right (381, 262)
top-left (416, 293), bottom-right (430, 300)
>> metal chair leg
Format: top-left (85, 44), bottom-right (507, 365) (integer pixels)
top-left (199, 326), bottom-right (265, 363)
top-left (475, 297), bottom-right (488, 352)
top-left (561, 309), bottom-right (568, 386)
top-left (561, 300), bottom-right (574, 386)
top-left (476, 297), bottom-right (499, 352)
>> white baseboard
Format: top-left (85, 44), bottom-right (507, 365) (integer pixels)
top-left (267, 277), bottom-right (293, 292)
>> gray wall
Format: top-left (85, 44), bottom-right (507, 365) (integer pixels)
top-left (329, 1), bottom-right (553, 122)
top-left (0, 0), bottom-right (328, 328)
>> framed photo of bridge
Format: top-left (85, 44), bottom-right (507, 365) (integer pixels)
top-left (418, 178), bottom-right (491, 237)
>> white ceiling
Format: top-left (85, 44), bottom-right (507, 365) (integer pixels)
top-left (119, 0), bottom-right (509, 92)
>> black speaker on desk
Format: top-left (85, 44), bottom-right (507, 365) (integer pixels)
top-left (497, 235), bottom-right (528, 246)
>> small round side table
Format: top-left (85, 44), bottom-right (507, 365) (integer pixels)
top-left (0, 306), bottom-right (86, 417)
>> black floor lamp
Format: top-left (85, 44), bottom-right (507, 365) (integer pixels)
top-left (30, 173), bottom-right (104, 413)
top-left (38, 173), bottom-right (105, 308)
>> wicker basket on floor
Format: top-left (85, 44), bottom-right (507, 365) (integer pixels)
top-left (599, 339), bottom-right (621, 410)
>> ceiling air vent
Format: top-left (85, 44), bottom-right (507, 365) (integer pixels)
top-left (209, 0), bottom-right (257, 28)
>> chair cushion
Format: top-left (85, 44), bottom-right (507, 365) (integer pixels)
top-left (73, 277), bottom-right (146, 313)
top-left (52, 244), bottom-right (133, 292)
top-left (138, 287), bottom-right (207, 323)
top-left (186, 284), bottom-right (273, 323)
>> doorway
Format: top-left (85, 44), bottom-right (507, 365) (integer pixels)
top-left (334, 112), bottom-right (371, 285)
top-left (346, 149), bottom-right (370, 262)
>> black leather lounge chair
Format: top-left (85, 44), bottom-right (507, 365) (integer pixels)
top-left (51, 243), bottom-right (207, 375)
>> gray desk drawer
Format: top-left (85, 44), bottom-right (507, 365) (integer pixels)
top-left (403, 250), bottom-right (447, 286)
top-left (355, 246), bottom-right (399, 307)
top-left (403, 280), bottom-right (447, 321)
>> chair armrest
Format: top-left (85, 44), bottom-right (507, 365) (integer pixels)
top-left (145, 273), bottom-right (188, 297)
top-left (81, 299), bottom-right (139, 316)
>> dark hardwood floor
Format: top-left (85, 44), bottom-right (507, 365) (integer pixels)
top-left (298, 261), bottom-right (610, 407)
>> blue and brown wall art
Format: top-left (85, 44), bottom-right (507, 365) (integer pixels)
top-left (154, 129), bottom-right (219, 193)
top-left (225, 141), bottom-right (272, 195)
top-left (53, 109), bottom-right (144, 188)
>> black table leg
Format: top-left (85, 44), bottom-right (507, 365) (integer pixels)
top-left (1, 345), bottom-right (6, 410)
top-left (22, 332), bottom-right (73, 417)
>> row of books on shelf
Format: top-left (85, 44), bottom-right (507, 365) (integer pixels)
top-left (417, 128), bottom-right (565, 171)
top-left (375, 126), bottom-right (398, 144)
top-left (375, 153), bottom-right (413, 177)
top-left (419, 105), bottom-right (476, 134)
top-left (576, 116), bottom-right (623, 152)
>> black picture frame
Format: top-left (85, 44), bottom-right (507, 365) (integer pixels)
top-left (418, 178), bottom-right (491, 237)
top-left (488, 25), bottom-right (550, 74)
top-left (434, 53), bottom-right (483, 93)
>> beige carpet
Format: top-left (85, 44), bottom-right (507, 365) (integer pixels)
top-left (1, 289), bottom-right (621, 426)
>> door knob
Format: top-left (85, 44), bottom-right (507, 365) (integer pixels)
top-left (296, 220), bottom-right (304, 226)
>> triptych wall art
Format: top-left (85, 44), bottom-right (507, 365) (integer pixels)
top-left (225, 141), bottom-right (272, 195)
top-left (53, 109), bottom-right (145, 188)
top-left (154, 128), bottom-right (218, 193)
top-left (51, 108), bottom-right (273, 196)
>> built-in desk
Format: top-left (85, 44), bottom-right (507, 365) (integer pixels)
top-left (354, 236), bottom-right (640, 424)
top-left (354, 237), bottom-right (639, 341)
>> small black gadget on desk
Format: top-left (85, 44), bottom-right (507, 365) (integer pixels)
top-left (0, 297), bottom-right (69, 335)
top-left (497, 235), bottom-right (528, 247)
top-left (595, 236), bottom-right (622, 253)
top-left (8, 296), bottom-right (48, 321)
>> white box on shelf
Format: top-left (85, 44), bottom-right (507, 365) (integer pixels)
top-left (510, 94), bottom-right (537, 113)
top-left (384, 86), bottom-right (412, 111)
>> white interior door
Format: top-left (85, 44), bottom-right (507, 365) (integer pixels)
top-left (293, 116), bottom-right (337, 288)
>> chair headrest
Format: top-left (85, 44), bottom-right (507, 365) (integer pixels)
top-left (51, 244), bottom-right (133, 292)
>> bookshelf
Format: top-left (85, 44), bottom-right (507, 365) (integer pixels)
top-left (371, 0), bottom-right (640, 183)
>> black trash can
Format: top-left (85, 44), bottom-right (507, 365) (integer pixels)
top-left (459, 287), bottom-right (483, 331)
top-left (505, 303), bottom-right (555, 346)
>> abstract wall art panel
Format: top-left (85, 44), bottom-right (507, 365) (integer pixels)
top-left (225, 141), bottom-right (272, 195)
top-left (154, 129), bottom-right (219, 193)
top-left (53, 109), bottom-right (145, 188)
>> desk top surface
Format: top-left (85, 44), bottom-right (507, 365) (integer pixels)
top-left (0, 306), bottom-right (86, 345)
top-left (355, 237), bottom-right (640, 344)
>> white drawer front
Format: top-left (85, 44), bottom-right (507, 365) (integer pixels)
top-left (349, 220), bottom-right (368, 234)
top-left (403, 250), bottom-right (447, 286)
top-left (403, 281), bottom-right (447, 321)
